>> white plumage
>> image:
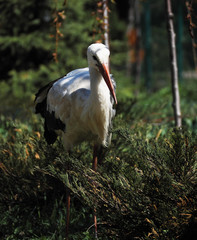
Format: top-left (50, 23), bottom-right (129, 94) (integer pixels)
top-left (35, 43), bottom-right (117, 151)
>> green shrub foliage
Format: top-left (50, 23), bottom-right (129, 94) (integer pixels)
top-left (0, 110), bottom-right (196, 239)
top-left (0, 1), bottom-right (197, 239)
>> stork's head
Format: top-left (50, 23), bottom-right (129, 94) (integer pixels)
top-left (87, 43), bottom-right (117, 104)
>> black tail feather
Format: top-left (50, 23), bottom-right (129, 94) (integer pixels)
top-left (44, 121), bottom-right (58, 145)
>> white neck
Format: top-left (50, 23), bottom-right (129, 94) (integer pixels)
top-left (87, 66), bottom-right (112, 147)
top-left (89, 67), bottom-right (110, 105)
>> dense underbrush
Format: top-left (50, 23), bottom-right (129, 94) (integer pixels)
top-left (0, 86), bottom-right (197, 239)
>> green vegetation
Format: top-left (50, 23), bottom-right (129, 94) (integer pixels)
top-left (0, 82), bottom-right (197, 239)
top-left (0, 0), bottom-right (197, 239)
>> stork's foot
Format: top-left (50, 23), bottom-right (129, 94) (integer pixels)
top-left (92, 144), bottom-right (99, 239)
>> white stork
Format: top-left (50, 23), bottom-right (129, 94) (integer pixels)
top-left (35, 43), bottom-right (117, 238)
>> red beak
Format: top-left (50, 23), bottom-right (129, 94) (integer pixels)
top-left (98, 64), bottom-right (117, 104)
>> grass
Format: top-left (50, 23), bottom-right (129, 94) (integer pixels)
top-left (0, 81), bottom-right (197, 239)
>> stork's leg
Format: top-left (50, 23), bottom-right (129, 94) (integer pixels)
top-left (66, 187), bottom-right (70, 239)
top-left (93, 144), bottom-right (98, 171)
top-left (66, 153), bottom-right (71, 240)
top-left (92, 144), bottom-right (99, 239)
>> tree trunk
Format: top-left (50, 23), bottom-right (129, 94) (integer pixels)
top-left (134, 0), bottom-right (142, 86)
top-left (185, 1), bottom-right (197, 71)
top-left (127, 0), bottom-right (142, 88)
top-left (143, 1), bottom-right (152, 90)
top-left (177, 0), bottom-right (183, 81)
top-left (165, 0), bottom-right (182, 128)
top-left (127, 0), bottom-right (135, 77)
top-left (103, 0), bottom-right (109, 49)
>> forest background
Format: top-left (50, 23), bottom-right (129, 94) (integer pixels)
top-left (0, 0), bottom-right (197, 239)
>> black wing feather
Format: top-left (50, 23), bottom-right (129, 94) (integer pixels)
top-left (35, 77), bottom-right (65, 145)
